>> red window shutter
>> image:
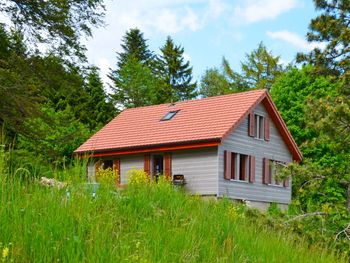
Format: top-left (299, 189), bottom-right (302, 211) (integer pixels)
top-left (264, 117), bottom-right (270, 141)
top-left (248, 112), bottom-right (255, 137)
top-left (113, 159), bottom-right (120, 184)
top-left (95, 160), bottom-right (100, 173)
top-left (224, 151), bottom-right (231, 180)
top-left (231, 153), bottom-right (235, 180)
top-left (164, 153), bottom-right (172, 179)
top-left (262, 158), bottom-right (270, 184)
top-left (283, 178), bottom-right (289, 187)
top-left (144, 154), bottom-right (151, 175)
top-left (249, 156), bottom-right (255, 183)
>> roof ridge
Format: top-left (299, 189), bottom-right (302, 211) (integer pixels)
top-left (122, 89), bottom-right (267, 112)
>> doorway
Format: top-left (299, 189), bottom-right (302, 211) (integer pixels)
top-left (153, 155), bottom-right (164, 181)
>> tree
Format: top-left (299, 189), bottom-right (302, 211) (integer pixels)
top-left (199, 68), bottom-right (231, 97)
top-left (84, 67), bottom-right (115, 131)
top-left (296, 0), bottom-right (350, 213)
top-left (270, 65), bottom-right (339, 147)
top-left (0, 0), bottom-right (105, 60)
top-left (109, 29), bottom-right (157, 109)
top-left (297, 0), bottom-right (350, 77)
top-left (157, 36), bottom-right (197, 101)
top-left (18, 105), bottom-right (90, 161)
top-left (0, 26), bottom-right (41, 137)
top-left (110, 56), bottom-right (160, 109)
top-left (116, 28), bottom-right (153, 70)
top-left (199, 43), bottom-right (283, 97)
top-left (240, 42), bottom-right (284, 90)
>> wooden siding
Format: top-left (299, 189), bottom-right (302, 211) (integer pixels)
top-left (172, 147), bottom-right (218, 195)
top-left (218, 103), bottom-right (293, 204)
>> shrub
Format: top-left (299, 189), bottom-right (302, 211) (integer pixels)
top-left (96, 167), bottom-right (118, 186)
top-left (127, 168), bottom-right (149, 186)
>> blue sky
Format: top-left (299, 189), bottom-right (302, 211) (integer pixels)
top-left (85, 0), bottom-right (323, 86)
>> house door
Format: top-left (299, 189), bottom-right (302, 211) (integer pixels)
top-left (153, 155), bottom-right (164, 180)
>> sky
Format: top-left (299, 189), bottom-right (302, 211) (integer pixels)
top-left (50, 1), bottom-right (326, 87)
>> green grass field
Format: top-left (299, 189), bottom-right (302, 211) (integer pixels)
top-left (0, 159), bottom-right (346, 263)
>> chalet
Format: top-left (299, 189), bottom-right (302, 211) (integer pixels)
top-left (75, 89), bottom-right (302, 210)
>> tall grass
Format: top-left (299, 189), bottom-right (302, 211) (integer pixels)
top-left (0, 150), bottom-right (346, 262)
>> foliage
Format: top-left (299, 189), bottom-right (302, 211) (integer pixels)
top-left (127, 168), bottom-right (150, 186)
top-left (110, 56), bottom-right (161, 109)
top-left (240, 42), bottom-right (284, 90)
top-left (297, 0), bottom-right (350, 77)
top-left (115, 28), bottom-right (154, 70)
top-left (95, 167), bottom-right (118, 186)
top-left (199, 42), bottom-right (283, 97)
top-left (157, 36), bottom-right (197, 102)
top-left (0, 0), bottom-right (106, 60)
top-left (0, 26), bottom-right (41, 136)
top-left (200, 68), bottom-right (231, 97)
top-left (17, 105), bottom-right (91, 162)
top-left (84, 66), bottom-right (115, 131)
top-left (270, 65), bottom-right (340, 147)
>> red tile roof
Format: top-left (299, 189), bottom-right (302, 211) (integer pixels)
top-left (75, 89), bottom-right (302, 161)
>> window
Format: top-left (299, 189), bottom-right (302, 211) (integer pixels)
top-left (101, 159), bottom-right (113, 170)
top-left (263, 158), bottom-right (288, 187)
top-left (224, 151), bottom-right (255, 183)
top-left (254, 114), bottom-right (264, 139)
top-left (160, 110), bottom-right (179, 121)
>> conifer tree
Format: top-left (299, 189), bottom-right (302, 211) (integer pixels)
top-left (85, 67), bottom-right (115, 131)
top-left (109, 28), bottom-right (157, 109)
top-left (158, 36), bottom-right (197, 102)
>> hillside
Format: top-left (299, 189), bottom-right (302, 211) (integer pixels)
top-left (0, 165), bottom-right (345, 262)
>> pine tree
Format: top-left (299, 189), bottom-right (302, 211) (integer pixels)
top-left (85, 67), bottom-right (115, 131)
top-left (240, 42), bottom-right (283, 90)
top-left (109, 28), bottom-right (157, 109)
top-left (158, 36), bottom-right (197, 102)
top-left (117, 28), bottom-right (153, 69)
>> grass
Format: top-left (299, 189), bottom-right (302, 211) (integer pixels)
top-left (0, 151), bottom-right (346, 262)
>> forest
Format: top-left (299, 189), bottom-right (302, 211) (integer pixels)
top-left (1, 0), bottom-right (350, 261)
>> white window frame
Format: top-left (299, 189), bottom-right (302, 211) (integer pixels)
top-left (254, 114), bottom-right (264, 140)
top-left (269, 160), bottom-right (286, 186)
top-left (231, 153), bottom-right (249, 182)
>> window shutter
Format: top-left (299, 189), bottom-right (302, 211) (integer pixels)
top-left (95, 160), bottom-right (100, 173)
top-left (262, 158), bottom-right (270, 184)
top-left (264, 117), bottom-right (270, 141)
top-left (144, 154), bottom-right (151, 176)
top-left (249, 156), bottom-right (255, 183)
top-left (248, 112), bottom-right (255, 137)
top-left (283, 178), bottom-right (290, 187)
top-left (224, 151), bottom-right (231, 180)
top-left (113, 159), bottom-right (120, 184)
top-left (164, 153), bottom-right (172, 180)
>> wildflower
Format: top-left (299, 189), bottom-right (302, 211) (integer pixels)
top-left (2, 247), bottom-right (9, 259)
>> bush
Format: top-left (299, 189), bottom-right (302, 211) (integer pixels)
top-left (127, 168), bottom-right (149, 186)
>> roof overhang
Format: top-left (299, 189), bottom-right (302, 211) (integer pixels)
top-left (76, 138), bottom-right (221, 158)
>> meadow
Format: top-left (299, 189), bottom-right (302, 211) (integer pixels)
top-left (0, 149), bottom-right (346, 263)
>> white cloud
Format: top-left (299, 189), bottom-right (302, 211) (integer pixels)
top-left (267, 30), bottom-right (326, 51)
top-left (84, 0), bottom-right (227, 87)
top-left (233, 0), bottom-right (300, 24)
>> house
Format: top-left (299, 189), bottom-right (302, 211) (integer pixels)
top-left (75, 89), bottom-right (302, 210)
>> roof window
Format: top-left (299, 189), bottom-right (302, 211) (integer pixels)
top-left (160, 110), bottom-right (179, 121)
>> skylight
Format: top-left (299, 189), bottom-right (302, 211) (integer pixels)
top-left (161, 110), bottom-right (179, 121)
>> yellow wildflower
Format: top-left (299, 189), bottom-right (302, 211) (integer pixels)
top-left (2, 247), bottom-right (9, 258)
